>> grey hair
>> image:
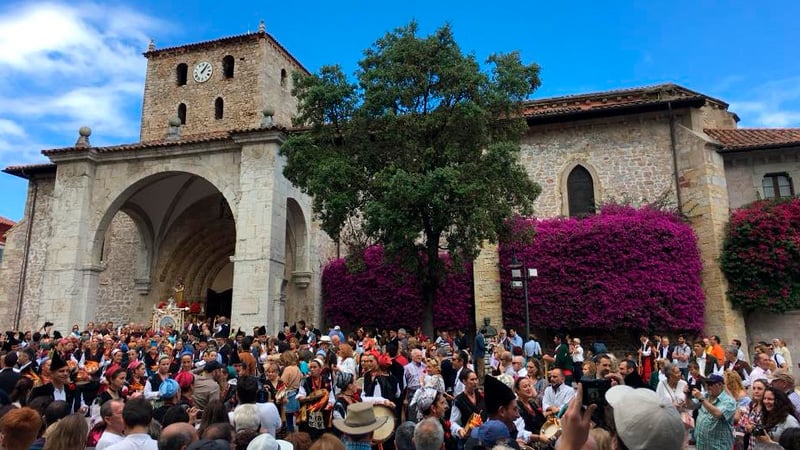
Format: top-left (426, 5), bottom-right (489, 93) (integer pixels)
top-left (395, 421), bottom-right (416, 450)
top-left (662, 362), bottom-right (678, 376)
top-left (414, 418), bottom-right (444, 450)
top-left (724, 345), bottom-right (739, 356)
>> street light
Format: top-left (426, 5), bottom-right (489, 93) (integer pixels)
top-left (508, 253), bottom-right (537, 341)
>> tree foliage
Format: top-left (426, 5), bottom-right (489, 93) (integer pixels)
top-left (322, 246), bottom-right (474, 330)
top-left (500, 205), bottom-right (705, 332)
top-left (281, 22), bottom-right (542, 334)
top-left (721, 198), bottom-right (800, 313)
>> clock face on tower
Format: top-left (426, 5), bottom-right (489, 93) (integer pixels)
top-left (193, 61), bottom-right (213, 83)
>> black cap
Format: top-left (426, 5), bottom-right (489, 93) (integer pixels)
top-left (50, 351), bottom-right (67, 371)
top-left (484, 375), bottom-right (516, 415)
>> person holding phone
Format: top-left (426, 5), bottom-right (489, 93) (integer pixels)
top-left (689, 374), bottom-right (736, 450)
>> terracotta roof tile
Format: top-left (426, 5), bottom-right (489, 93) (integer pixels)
top-left (705, 128), bottom-right (800, 151)
top-left (524, 83), bottom-right (724, 120)
top-left (0, 215), bottom-right (15, 227)
top-left (2, 163), bottom-right (57, 179)
top-left (40, 125), bottom-right (293, 156)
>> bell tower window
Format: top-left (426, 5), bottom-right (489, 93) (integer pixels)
top-left (178, 103), bottom-right (187, 125)
top-left (280, 68), bottom-right (287, 87)
top-left (223, 55), bottom-right (234, 78)
top-left (215, 97), bottom-right (224, 120)
top-left (176, 63), bottom-right (188, 86)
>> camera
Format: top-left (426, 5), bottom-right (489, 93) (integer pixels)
top-left (582, 379), bottom-right (611, 406)
top-left (752, 425), bottom-right (768, 437)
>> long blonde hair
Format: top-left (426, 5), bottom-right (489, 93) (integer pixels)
top-left (724, 370), bottom-right (745, 397)
top-left (42, 414), bottom-right (88, 450)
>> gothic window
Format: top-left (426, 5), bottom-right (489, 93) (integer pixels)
top-left (178, 103), bottom-right (187, 125)
top-left (215, 97), bottom-right (224, 120)
top-left (762, 173), bottom-right (794, 199)
top-left (567, 165), bottom-right (596, 217)
top-left (223, 55), bottom-right (234, 78)
top-left (280, 68), bottom-right (287, 87)
top-left (176, 63), bottom-right (188, 86)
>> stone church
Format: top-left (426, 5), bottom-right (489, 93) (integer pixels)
top-left (2, 26), bottom-right (799, 352)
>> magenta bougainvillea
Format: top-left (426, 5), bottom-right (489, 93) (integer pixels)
top-left (721, 198), bottom-right (800, 313)
top-left (499, 205), bottom-right (705, 332)
top-left (322, 246), bottom-right (474, 330)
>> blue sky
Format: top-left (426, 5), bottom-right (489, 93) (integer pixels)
top-left (1, 1), bottom-right (799, 221)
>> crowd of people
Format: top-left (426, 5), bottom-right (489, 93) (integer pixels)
top-left (0, 318), bottom-right (797, 450)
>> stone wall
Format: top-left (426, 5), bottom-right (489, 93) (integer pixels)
top-left (141, 34), bottom-right (301, 142)
top-left (96, 211), bottom-right (140, 324)
top-left (723, 146), bottom-right (800, 209)
top-left (677, 108), bottom-right (745, 342)
top-left (0, 176), bottom-right (55, 331)
top-left (746, 310), bottom-right (799, 374)
top-left (520, 112), bottom-right (679, 217)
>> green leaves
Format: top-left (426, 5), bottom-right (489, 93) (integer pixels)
top-left (280, 21), bottom-right (542, 333)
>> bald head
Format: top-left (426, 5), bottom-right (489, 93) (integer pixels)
top-left (158, 422), bottom-right (198, 450)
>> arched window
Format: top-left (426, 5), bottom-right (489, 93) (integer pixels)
top-left (762, 173), bottom-right (794, 199)
top-left (222, 55), bottom-right (234, 78)
top-left (215, 97), bottom-right (224, 120)
top-left (280, 68), bottom-right (287, 87)
top-left (567, 165), bottom-right (595, 217)
top-left (177, 103), bottom-right (187, 125)
top-left (176, 63), bottom-right (188, 86)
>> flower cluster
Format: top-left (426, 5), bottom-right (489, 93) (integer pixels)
top-left (322, 246), bottom-right (474, 330)
top-left (721, 198), bottom-right (800, 312)
top-left (499, 205), bottom-right (705, 332)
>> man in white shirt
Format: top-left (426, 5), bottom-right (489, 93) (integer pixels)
top-left (749, 352), bottom-right (773, 384)
top-left (542, 368), bottom-right (575, 417)
top-left (96, 399), bottom-right (125, 450)
top-left (513, 355), bottom-right (527, 378)
top-left (105, 397), bottom-right (158, 450)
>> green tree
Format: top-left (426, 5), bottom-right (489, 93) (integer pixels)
top-left (280, 22), bottom-right (542, 335)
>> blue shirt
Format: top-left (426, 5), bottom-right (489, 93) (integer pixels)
top-left (524, 340), bottom-right (541, 358)
top-left (474, 334), bottom-right (486, 358)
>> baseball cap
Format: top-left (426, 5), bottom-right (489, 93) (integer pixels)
top-left (706, 374), bottom-right (724, 385)
top-left (605, 385), bottom-right (684, 450)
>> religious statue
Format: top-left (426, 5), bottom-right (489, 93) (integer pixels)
top-left (173, 278), bottom-right (185, 305)
top-left (480, 316), bottom-right (498, 338)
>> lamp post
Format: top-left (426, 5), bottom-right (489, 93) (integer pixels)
top-left (508, 254), bottom-right (537, 341)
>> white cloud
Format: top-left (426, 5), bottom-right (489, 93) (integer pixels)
top-left (725, 77), bottom-right (800, 128)
top-left (0, 2), bottom-right (170, 166)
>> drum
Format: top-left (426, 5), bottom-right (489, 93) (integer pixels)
top-left (372, 405), bottom-right (396, 442)
top-left (541, 418), bottom-right (561, 440)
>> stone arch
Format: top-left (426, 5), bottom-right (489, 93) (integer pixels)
top-left (559, 161), bottom-right (601, 217)
top-left (92, 169), bottom-right (238, 272)
top-left (116, 203), bottom-right (155, 293)
top-left (285, 197), bottom-right (308, 276)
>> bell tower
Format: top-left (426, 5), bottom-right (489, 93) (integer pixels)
top-left (139, 21), bottom-right (307, 142)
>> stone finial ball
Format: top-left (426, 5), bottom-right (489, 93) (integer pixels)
top-left (169, 116), bottom-right (182, 127)
top-left (262, 106), bottom-right (275, 117)
top-left (79, 126), bottom-right (92, 137)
